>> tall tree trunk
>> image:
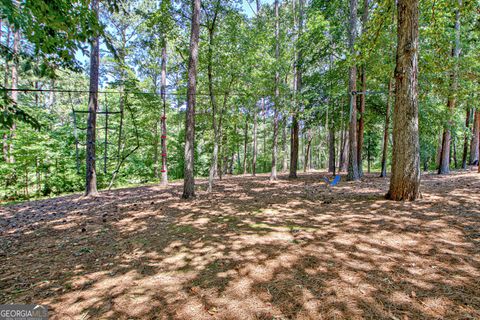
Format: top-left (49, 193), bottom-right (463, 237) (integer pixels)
top-left (207, 30), bottom-right (219, 192)
top-left (380, 78), bottom-right (394, 177)
top-left (470, 109), bottom-right (479, 164)
top-left (230, 152), bottom-right (236, 174)
top-left (357, 69), bottom-right (366, 177)
top-left (357, 0), bottom-right (369, 178)
top-left (339, 100), bottom-right (345, 171)
top-left (153, 72), bottom-right (160, 178)
top-left (328, 115), bottom-right (336, 174)
top-left (252, 100), bottom-right (258, 176)
top-left (478, 132), bottom-right (480, 173)
top-left (341, 131), bottom-right (349, 172)
top-left (368, 138), bottom-right (372, 173)
top-left (160, 43), bottom-right (168, 185)
top-left (270, 0), bottom-right (279, 181)
top-left (3, 23), bottom-right (9, 162)
top-left (218, 106), bottom-right (225, 180)
top-left (182, 0), bottom-right (201, 199)
top-left (243, 118), bottom-right (248, 174)
top-left (282, 120), bottom-right (288, 172)
top-left (221, 123), bottom-right (228, 179)
top-left (2, 133), bottom-right (7, 162)
top-left (289, 0), bottom-right (303, 179)
top-left (263, 100), bottom-right (267, 172)
top-left (436, 133), bottom-right (443, 167)
top-left (4, 25), bottom-right (10, 89)
top-left (36, 158), bottom-right (41, 195)
top-left (154, 118), bottom-right (160, 178)
top-left (207, 4), bottom-right (220, 192)
top-left (85, 0), bottom-right (100, 196)
top-left (289, 116), bottom-right (299, 178)
top-left (461, 108), bottom-right (471, 169)
top-left (9, 28), bottom-right (20, 164)
top-left (290, 0), bottom-right (298, 178)
top-left (438, 0), bottom-right (461, 174)
top-left (236, 123), bottom-right (241, 170)
top-left (453, 137), bottom-right (458, 168)
top-left (347, 0), bottom-right (360, 181)
top-left (386, 0), bottom-right (421, 201)
top-left (303, 129), bottom-right (312, 172)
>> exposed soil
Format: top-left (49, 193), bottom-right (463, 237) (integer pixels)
top-left (1, 170), bottom-right (479, 319)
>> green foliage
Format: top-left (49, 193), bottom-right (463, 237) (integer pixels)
top-left (1, 0), bottom-right (480, 201)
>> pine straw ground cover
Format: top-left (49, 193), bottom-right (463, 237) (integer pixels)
top-left (0, 170), bottom-right (479, 319)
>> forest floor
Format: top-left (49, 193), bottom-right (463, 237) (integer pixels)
top-left (0, 170), bottom-right (479, 320)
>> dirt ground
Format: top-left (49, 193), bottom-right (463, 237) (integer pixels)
top-left (0, 170), bottom-right (479, 319)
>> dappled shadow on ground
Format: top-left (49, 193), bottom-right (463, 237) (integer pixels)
top-left (1, 170), bottom-right (479, 319)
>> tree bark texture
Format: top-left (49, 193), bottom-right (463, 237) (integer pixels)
top-left (380, 78), bottom-right (394, 177)
top-left (386, 0), bottom-right (421, 201)
top-left (85, 0), bottom-right (100, 196)
top-left (347, 0), bottom-right (359, 181)
top-left (182, 0), bottom-right (201, 199)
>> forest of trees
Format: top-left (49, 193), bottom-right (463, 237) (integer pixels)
top-left (0, 0), bottom-right (479, 202)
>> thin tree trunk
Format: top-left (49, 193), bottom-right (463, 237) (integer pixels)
top-left (347, 0), bottom-right (359, 181)
top-left (85, 0), bottom-right (100, 196)
top-left (207, 24), bottom-right (219, 192)
top-left (230, 152), bottom-right (236, 174)
top-left (357, 68), bottom-right (365, 177)
top-left (470, 109), bottom-right (479, 164)
top-left (386, 0), bottom-right (421, 201)
top-left (160, 44), bottom-right (168, 185)
top-left (290, 0), bottom-right (304, 179)
top-left (461, 108), bottom-right (471, 169)
top-left (339, 100), bottom-right (345, 171)
top-left (263, 100), bottom-right (267, 172)
top-left (153, 117), bottom-right (160, 179)
top-left (9, 28), bottom-right (20, 165)
top-left (24, 166), bottom-right (29, 199)
top-left (436, 133), bottom-right (443, 167)
top-left (182, 0), bottom-right (201, 199)
top-left (243, 118), bottom-right (248, 174)
top-left (328, 117), bottom-right (336, 174)
top-left (438, 0), bottom-right (461, 174)
top-left (303, 129), bottom-right (312, 172)
top-left (207, 3), bottom-right (221, 192)
top-left (221, 125), bottom-right (228, 179)
top-left (380, 78), bottom-right (394, 177)
top-left (289, 116), bottom-right (299, 178)
top-left (36, 158), bottom-right (41, 195)
top-left (282, 119), bottom-right (288, 172)
top-left (252, 100), bottom-right (258, 176)
top-left (367, 138), bottom-right (371, 173)
top-left (2, 23), bottom-right (8, 162)
top-left (478, 131), bottom-right (480, 173)
top-left (217, 105), bottom-right (225, 180)
top-left (453, 137), bottom-right (458, 168)
top-left (357, 0), bottom-right (369, 178)
top-left (341, 131), bottom-right (349, 172)
top-left (270, 0), bottom-right (280, 181)
top-left (289, 0), bottom-right (301, 179)
top-left (2, 133), bottom-right (7, 162)
top-left (4, 25), bottom-right (10, 89)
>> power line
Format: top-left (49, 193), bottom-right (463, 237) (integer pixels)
top-left (0, 87), bottom-right (279, 97)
